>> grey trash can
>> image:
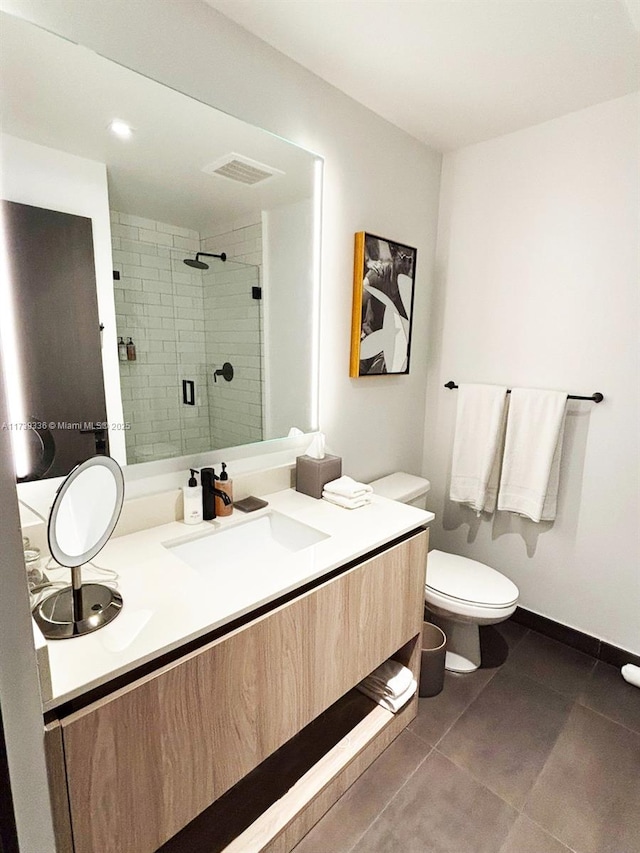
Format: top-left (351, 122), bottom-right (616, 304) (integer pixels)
top-left (419, 622), bottom-right (447, 697)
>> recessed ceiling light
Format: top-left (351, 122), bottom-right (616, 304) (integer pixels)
top-left (108, 120), bottom-right (133, 139)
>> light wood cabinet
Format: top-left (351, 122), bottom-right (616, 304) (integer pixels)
top-left (46, 528), bottom-right (428, 853)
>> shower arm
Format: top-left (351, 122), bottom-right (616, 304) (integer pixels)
top-left (197, 252), bottom-right (226, 262)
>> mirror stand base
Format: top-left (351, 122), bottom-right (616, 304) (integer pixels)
top-left (33, 584), bottom-right (123, 640)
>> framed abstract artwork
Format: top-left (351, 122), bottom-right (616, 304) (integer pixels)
top-left (349, 232), bottom-right (417, 377)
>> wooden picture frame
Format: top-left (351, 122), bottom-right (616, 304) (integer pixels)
top-left (349, 232), bottom-right (417, 377)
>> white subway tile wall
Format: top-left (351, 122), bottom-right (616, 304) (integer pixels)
top-left (112, 211), bottom-right (210, 464)
top-left (112, 212), bottom-right (264, 462)
top-left (201, 223), bottom-right (264, 450)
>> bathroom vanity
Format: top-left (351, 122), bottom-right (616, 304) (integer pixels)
top-left (39, 490), bottom-right (432, 853)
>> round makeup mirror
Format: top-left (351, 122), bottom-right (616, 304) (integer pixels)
top-left (33, 455), bottom-right (124, 639)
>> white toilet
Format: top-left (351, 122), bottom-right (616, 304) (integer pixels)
top-left (369, 473), bottom-right (519, 673)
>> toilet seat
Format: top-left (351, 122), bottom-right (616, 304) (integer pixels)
top-left (426, 549), bottom-right (519, 609)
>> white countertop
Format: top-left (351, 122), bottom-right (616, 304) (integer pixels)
top-left (41, 489), bottom-right (433, 712)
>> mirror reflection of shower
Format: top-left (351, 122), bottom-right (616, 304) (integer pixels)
top-left (114, 216), bottom-right (265, 462)
top-left (202, 254), bottom-right (263, 452)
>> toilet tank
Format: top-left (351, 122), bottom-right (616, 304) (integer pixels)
top-left (369, 473), bottom-right (431, 509)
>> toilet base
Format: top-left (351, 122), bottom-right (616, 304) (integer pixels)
top-left (430, 615), bottom-right (481, 673)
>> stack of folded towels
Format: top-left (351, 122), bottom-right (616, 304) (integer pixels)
top-left (322, 475), bottom-right (373, 509)
top-left (356, 659), bottom-right (417, 713)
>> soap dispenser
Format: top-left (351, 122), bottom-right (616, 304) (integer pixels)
top-left (182, 468), bottom-right (203, 525)
top-left (215, 462), bottom-right (233, 517)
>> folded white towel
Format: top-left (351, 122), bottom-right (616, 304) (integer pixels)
top-left (323, 475), bottom-right (373, 498)
top-left (360, 660), bottom-right (414, 699)
top-left (497, 388), bottom-right (568, 523)
top-left (449, 384), bottom-right (508, 515)
top-left (322, 491), bottom-right (371, 510)
top-left (357, 678), bottom-right (417, 713)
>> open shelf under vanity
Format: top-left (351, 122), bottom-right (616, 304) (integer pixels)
top-left (44, 528), bottom-right (428, 853)
top-left (161, 653), bottom-right (418, 853)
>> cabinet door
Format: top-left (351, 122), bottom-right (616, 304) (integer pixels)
top-left (61, 531), bottom-right (427, 853)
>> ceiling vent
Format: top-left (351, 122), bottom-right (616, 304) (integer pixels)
top-left (201, 153), bottom-right (284, 185)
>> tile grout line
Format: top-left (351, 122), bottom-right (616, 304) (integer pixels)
top-left (516, 812), bottom-right (581, 853)
top-left (519, 696), bottom-right (579, 820)
top-left (343, 731), bottom-right (434, 853)
top-left (410, 626), bottom-right (532, 751)
top-left (435, 680), bottom-right (500, 749)
top-left (431, 659), bottom-right (584, 821)
top-left (574, 694), bottom-right (640, 738)
top-left (415, 665), bottom-right (504, 751)
top-left (506, 656), bottom-right (598, 706)
top-left (424, 625), bottom-right (530, 749)
top-left (431, 744), bottom-right (519, 814)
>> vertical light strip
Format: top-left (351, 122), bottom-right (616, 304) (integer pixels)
top-left (0, 206), bottom-right (30, 478)
top-left (311, 157), bottom-right (323, 430)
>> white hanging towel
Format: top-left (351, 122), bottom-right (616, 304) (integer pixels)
top-left (497, 388), bottom-right (568, 522)
top-left (449, 384), bottom-right (508, 515)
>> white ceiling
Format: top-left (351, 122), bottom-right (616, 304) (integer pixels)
top-left (0, 12), bottom-right (316, 236)
top-left (205, 0), bottom-right (640, 151)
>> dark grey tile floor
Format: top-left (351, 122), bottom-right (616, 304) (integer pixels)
top-left (293, 620), bottom-right (640, 853)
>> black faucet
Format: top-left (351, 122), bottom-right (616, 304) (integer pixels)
top-left (200, 467), bottom-right (232, 520)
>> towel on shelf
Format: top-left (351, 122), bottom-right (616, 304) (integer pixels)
top-left (360, 659), bottom-right (414, 699)
top-left (497, 388), bottom-right (568, 523)
top-left (356, 660), bottom-right (417, 713)
top-left (321, 490), bottom-right (371, 509)
top-left (357, 677), bottom-right (417, 713)
top-left (449, 384), bottom-right (508, 515)
top-left (323, 475), bottom-right (373, 499)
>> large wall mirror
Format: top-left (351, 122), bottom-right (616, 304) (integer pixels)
top-left (0, 12), bottom-right (321, 481)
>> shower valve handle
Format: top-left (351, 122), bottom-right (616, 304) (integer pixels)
top-left (214, 362), bottom-right (234, 383)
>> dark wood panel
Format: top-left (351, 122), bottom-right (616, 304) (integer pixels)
top-left (2, 200), bottom-right (108, 478)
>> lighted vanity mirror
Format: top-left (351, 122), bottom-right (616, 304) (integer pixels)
top-left (0, 11), bottom-right (321, 481)
top-left (33, 455), bottom-right (125, 640)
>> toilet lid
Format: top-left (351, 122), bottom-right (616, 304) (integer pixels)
top-left (426, 549), bottom-right (519, 607)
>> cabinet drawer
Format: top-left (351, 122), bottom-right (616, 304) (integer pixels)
top-left (61, 530), bottom-right (428, 853)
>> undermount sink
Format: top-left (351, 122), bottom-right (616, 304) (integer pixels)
top-left (164, 511), bottom-right (329, 576)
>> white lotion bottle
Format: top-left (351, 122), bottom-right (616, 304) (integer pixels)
top-left (183, 468), bottom-right (203, 525)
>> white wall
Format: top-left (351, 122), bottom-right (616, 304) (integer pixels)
top-left (0, 133), bottom-right (126, 464)
top-left (263, 198), bottom-right (315, 439)
top-left (424, 94), bottom-right (639, 653)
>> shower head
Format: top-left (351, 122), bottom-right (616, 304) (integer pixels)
top-left (183, 251), bottom-right (227, 270)
top-left (184, 256), bottom-right (208, 270)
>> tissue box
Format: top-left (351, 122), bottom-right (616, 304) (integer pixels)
top-left (295, 454), bottom-right (342, 499)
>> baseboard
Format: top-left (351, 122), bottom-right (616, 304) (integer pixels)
top-left (512, 607), bottom-right (640, 669)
